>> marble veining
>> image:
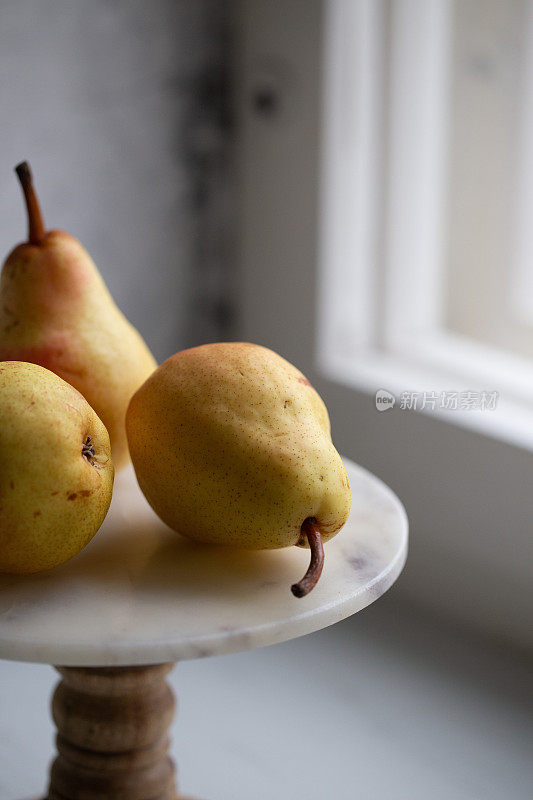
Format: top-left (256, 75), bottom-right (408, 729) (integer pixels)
top-left (0, 458), bottom-right (408, 666)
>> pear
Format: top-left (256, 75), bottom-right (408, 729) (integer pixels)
top-left (0, 161), bottom-right (157, 470)
top-left (126, 342), bottom-right (351, 596)
top-left (0, 361), bottom-right (114, 574)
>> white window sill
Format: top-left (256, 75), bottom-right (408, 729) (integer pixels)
top-left (318, 333), bottom-right (533, 453)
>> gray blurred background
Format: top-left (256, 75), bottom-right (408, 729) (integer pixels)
top-left (0, 0), bottom-right (232, 360)
top-left (0, 2), bottom-right (532, 800)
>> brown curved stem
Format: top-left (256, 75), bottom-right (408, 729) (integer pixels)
top-left (15, 160), bottom-right (46, 245)
top-left (291, 517), bottom-right (324, 597)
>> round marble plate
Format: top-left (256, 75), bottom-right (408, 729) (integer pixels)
top-left (0, 458), bottom-right (407, 666)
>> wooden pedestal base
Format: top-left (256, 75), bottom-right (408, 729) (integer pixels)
top-left (46, 664), bottom-right (179, 800)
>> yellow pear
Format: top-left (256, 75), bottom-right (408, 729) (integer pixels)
top-left (0, 162), bottom-right (157, 470)
top-left (126, 342), bottom-right (351, 596)
top-left (0, 361), bottom-right (114, 574)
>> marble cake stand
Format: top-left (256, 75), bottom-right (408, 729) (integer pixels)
top-left (0, 457), bottom-right (407, 800)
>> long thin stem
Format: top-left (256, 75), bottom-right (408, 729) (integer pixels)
top-left (15, 161), bottom-right (46, 245)
top-left (291, 518), bottom-right (324, 597)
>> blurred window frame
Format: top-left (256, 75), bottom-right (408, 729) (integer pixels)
top-left (316, 0), bottom-right (533, 451)
top-left (234, 0), bottom-right (533, 649)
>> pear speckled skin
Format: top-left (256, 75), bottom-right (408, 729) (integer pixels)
top-left (0, 361), bottom-right (114, 574)
top-left (126, 343), bottom-right (351, 550)
top-left (0, 230), bottom-right (157, 469)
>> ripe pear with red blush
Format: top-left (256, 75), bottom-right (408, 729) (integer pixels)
top-left (126, 342), bottom-right (351, 596)
top-left (0, 162), bottom-right (157, 469)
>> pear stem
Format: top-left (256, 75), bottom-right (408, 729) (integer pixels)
top-left (15, 161), bottom-right (46, 245)
top-left (291, 518), bottom-right (324, 598)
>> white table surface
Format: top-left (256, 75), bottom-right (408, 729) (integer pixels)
top-left (0, 458), bottom-right (407, 666)
top-left (2, 599), bottom-right (532, 800)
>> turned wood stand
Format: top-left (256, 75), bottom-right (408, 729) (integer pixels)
top-left (3, 461), bottom-right (407, 799)
top-left (48, 664), bottom-right (178, 800)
